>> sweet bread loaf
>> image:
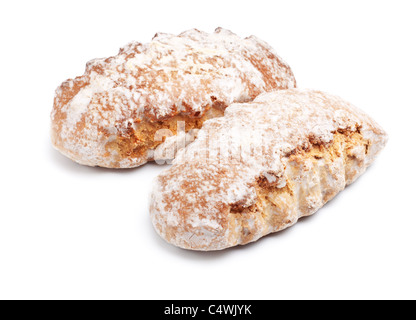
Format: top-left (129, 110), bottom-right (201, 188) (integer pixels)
top-left (150, 89), bottom-right (388, 251)
top-left (51, 28), bottom-right (296, 168)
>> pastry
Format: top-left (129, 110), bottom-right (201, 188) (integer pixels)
top-left (51, 28), bottom-right (296, 168)
top-left (150, 89), bottom-right (388, 251)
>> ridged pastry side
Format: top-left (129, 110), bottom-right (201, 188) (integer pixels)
top-left (51, 28), bottom-right (296, 168)
top-left (150, 89), bottom-right (388, 251)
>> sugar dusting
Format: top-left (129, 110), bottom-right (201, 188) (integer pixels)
top-left (150, 89), bottom-right (388, 251)
top-left (51, 28), bottom-right (296, 168)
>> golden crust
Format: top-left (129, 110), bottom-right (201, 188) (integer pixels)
top-left (150, 89), bottom-right (388, 251)
top-left (51, 28), bottom-right (296, 168)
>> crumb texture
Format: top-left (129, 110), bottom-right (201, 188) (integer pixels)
top-left (51, 28), bottom-right (296, 168)
top-left (150, 89), bottom-right (388, 251)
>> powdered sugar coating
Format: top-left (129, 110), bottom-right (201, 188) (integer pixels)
top-left (150, 89), bottom-right (388, 251)
top-left (51, 28), bottom-right (296, 168)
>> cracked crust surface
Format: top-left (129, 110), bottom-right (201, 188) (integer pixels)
top-left (150, 89), bottom-right (388, 251)
top-left (51, 28), bottom-right (296, 168)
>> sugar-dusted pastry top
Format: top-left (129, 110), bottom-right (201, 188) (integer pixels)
top-left (150, 89), bottom-right (388, 251)
top-left (51, 27), bottom-right (296, 168)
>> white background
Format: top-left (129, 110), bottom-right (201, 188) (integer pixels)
top-left (0, 0), bottom-right (415, 300)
